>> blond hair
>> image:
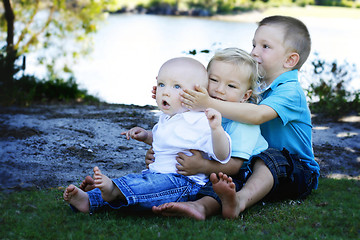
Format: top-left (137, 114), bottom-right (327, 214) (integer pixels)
top-left (259, 15), bottom-right (311, 70)
top-left (207, 48), bottom-right (262, 104)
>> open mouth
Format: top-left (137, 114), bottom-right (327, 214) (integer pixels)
top-left (162, 100), bottom-right (170, 107)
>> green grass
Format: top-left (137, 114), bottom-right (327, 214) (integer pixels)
top-left (0, 178), bottom-right (359, 240)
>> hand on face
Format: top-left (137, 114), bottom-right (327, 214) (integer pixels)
top-left (180, 84), bottom-right (210, 111)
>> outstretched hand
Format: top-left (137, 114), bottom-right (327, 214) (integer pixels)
top-left (180, 84), bottom-right (210, 111)
top-left (121, 127), bottom-right (149, 142)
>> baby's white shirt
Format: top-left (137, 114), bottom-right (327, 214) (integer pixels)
top-left (149, 111), bottom-right (231, 185)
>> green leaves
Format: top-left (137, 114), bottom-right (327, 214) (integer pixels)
top-left (306, 54), bottom-right (360, 118)
top-left (1, 0), bottom-right (117, 80)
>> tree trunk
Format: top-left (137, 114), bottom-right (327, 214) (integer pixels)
top-left (2, 0), bottom-right (16, 85)
top-left (3, 0), bottom-right (15, 53)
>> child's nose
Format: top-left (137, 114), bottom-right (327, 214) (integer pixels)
top-left (251, 47), bottom-right (258, 57)
top-left (162, 87), bottom-right (171, 96)
top-left (216, 84), bottom-right (225, 94)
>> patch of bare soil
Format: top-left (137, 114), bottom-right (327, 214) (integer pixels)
top-left (0, 104), bottom-right (359, 192)
top-left (311, 114), bottom-right (360, 179)
top-left (0, 104), bottom-right (158, 192)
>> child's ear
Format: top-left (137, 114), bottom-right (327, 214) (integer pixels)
top-left (284, 52), bottom-right (300, 69)
top-left (241, 89), bottom-right (253, 103)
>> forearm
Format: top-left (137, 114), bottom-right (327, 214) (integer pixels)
top-left (211, 126), bottom-right (230, 161)
top-left (208, 98), bottom-right (274, 125)
top-left (203, 157), bottom-right (244, 176)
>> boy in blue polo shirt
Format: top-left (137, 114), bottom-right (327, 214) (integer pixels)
top-left (152, 15), bottom-right (320, 220)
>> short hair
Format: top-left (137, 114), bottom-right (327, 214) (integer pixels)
top-left (259, 15), bottom-right (311, 70)
top-left (207, 48), bottom-right (262, 104)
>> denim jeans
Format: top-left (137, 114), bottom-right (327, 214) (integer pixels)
top-left (86, 171), bottom-right (203, 213)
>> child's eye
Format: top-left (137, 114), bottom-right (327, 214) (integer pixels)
top-left (210, 78), bottom-right (218, 82)
top-left (263, 44), bottom-right (270, 49)
top-left (174, 84), bottom-right (181, 89)
top-left (228, 84), bottom-right (237, 89)
top-left (158, 83), bottom-right (165, 87)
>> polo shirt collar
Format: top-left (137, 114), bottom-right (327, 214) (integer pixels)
top-left (268, 70), bottom-right (298, 90)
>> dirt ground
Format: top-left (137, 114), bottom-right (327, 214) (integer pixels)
top-left (0, 104), bottom-right (359, 192)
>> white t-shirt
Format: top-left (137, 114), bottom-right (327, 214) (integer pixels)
top-left (149, 111), bottom-right (231, 185)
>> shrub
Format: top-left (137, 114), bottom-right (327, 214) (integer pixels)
top-left (0, 47), bottom-right (100, 106)
top-left (306, 55), bottom-right (360, 118)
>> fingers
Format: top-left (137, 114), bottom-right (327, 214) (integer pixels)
top-left (189, 149), bottom-right (200, 156)
top-left (145, 159), bottom-right (155, 169)
top-left (120, 131), bottom-right (130, 140)
top-left (175, 155), bottom-right (190, 176)
top-left (205, 108), bottom-right (220, 117)
top-left (122, 127), bottom-right (144, 140)
top-left (121, 130), bottom-right (133, 140)
top-left (151, 86), bottom-right (157, 99)
top-left (180, 94), bottom-right (195, 109)
top-left (177, 151), bottom-right (187, 158)
top-left (180, 90), bottom-right (196, 101)
top-left (175, 156), bottom-right (185, 169)
top-left (195, 84), bottom-right (208, 94)
top-left (176, 170), bottom-right (190, 176)
top-left (176, 166), bottom-right (190, 176)
top-left (175, 161), bottom-right (184, 171)
top-left (145, 147), bottom-right (155, 169)
top-left (205, 108), bottom-right (215, 119)
top-left (182, 102), bottom-right (192, 110)
top-left (183, 88), bottom-right (196, 96)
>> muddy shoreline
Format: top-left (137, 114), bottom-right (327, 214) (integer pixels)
top-left (0, 104), bottom-right (359, 192)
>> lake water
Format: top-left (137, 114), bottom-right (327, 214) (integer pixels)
top-left (28, 14), bottom-right (360, 106)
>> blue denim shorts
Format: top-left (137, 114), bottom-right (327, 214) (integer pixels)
top-left (86, 171), bottom-right (202, 213)
top-left (250, 148), bottom-right (317, 201)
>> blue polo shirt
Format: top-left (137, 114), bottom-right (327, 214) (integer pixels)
top-left (260, 70), bottom-right (320, 186)
top-left (222, 118), bottom-right (268, 169)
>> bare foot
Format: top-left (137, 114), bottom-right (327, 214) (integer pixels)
top-left (93, 166), bottom-right (122, 203)
top-left (79, 176), bottom-right (95, 192)
top-left (152, 202), bottom-right (206, 220)
top-left (63, 184), bottom-right (90, 213)
top-left (211, 172), bottom-right (243, 219)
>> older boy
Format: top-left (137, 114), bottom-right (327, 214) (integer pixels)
top-left (152, 15), bottom-right (320, 219)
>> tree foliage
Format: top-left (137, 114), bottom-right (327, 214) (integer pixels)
top-left (0, 0), bottom-right (118, 79)
top-left (0, 0), bottom-right (118, 105)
